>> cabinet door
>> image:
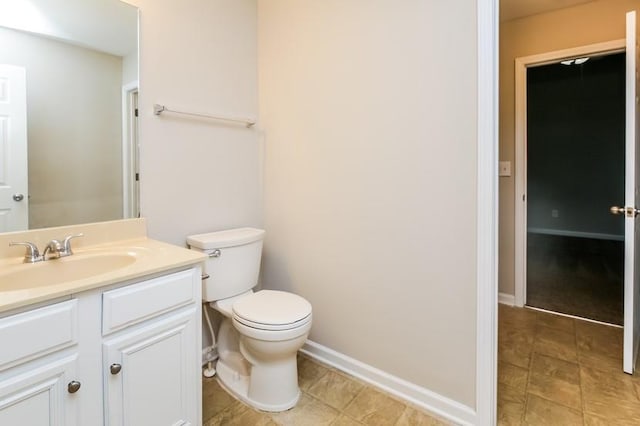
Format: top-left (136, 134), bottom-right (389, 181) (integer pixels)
top-left (104, 307), bottom-right (199, 426)
top-left (0, 354), bottom-right (78, 426)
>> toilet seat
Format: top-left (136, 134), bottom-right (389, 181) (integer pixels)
top-left (234, 313), bottom-right (312, 331)
top-left (232, 290), bottom-right (312, 331)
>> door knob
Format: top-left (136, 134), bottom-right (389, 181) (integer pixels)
top-left (610, 206), bottom-right (640, 217)
top-left (67, 381), bottom-right (81, 393)
top-left (110, 363), bottom-right (122, 375)
top-left (611, 206), bottom-right (625, 215)
top-left (12, 194), bottom-right (24, 202)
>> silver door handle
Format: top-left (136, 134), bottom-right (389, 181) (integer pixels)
top-left (12, 194), bottom-right (24, 202)
top-left (110, 363), bottom-right (122, 375)
top-left (610, 206), bottom-right (640, 217)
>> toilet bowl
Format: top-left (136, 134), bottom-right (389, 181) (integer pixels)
top-left (187, 228), bottom-right (312, 412)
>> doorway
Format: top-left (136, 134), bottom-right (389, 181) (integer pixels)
top-left (525, 52), bottom-right (626, 325)
top-left (513, 40), bottom-right (627, 311)
top-left (122, 83), bottom-right (140, 219)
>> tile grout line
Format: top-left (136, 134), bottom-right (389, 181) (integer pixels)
top-left (575, 318), bottom-right (588, 426)
top-left (304, 363), bottom-right (365, 418)
top-left (520, 315), bottom-right (538, 425)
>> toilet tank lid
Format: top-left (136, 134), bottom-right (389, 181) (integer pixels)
top-left (187, 228), bottom-right (265, 249)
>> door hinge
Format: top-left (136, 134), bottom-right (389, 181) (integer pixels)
top-left (135, 173), bottom-right (139, 181)
top-left (134, 108), bottom-right (138, 117)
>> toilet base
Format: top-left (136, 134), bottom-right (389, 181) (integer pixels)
top-left (216, 359), bottom-right (300, 412)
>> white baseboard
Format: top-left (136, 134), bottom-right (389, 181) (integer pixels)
top-left (527, 227), bottom-right (623, 241)
top-left (301, 340), bottom-right (476, 426)
top-left (498, 292), bottom-right (515, 306)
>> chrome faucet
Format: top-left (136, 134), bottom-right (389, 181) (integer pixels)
top-left (9, 233), bottom-right (83, 263)
top-left (42, 239), bottom-right (64, 259)
top-left (43, 234), bottom-right (83, 259)
top-left (60, 233), bottom-right (83, 256)
top-left (8, 242), bottom-right (43, 263)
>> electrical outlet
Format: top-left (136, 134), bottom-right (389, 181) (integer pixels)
top-left (499, 161), bottom-right (511, 177)
top-left (552, 209), bottom-right (559, 218)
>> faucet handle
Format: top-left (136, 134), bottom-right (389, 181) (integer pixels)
top-left (9, 241), bottom-right (43, 263)
top-left (61, 233), bottom-right (83, 256)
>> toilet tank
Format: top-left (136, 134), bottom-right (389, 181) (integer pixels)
top-left (187, 228), bottom-right (265, 302)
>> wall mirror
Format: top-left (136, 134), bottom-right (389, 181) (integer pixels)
top-left (0, 0), bottom-right (139, 232)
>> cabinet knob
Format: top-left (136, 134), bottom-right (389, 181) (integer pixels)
top-left (67, 381), bottom-right (81, 393)
top-left (110, 363), bottom-right (122, 375)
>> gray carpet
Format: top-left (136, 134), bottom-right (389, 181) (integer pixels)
top-left (526, 233), bottom-right (624, 325)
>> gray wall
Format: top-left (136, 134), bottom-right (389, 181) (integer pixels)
top-left (527, 53), bottom-right (625, 239)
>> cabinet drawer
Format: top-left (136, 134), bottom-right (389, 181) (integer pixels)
top-left (0, 300), bottom-right (78, 371)
top-left (102, 269), bottom-right (197, 335)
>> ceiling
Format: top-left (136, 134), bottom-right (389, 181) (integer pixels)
top-left (500, 0), bottom-right (598, 22)
top-left (0, 0), bottom-right (137, 57)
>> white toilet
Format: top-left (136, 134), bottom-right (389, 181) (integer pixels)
top-left (187, 228), bottom-right (312, 412)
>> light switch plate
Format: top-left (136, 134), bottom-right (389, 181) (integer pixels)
top-left (499, 161), bottom-right (511, 177)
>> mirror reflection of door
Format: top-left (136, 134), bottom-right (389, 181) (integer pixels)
top-left (123, 85), bottom-right (140, 219)
top-left (0, 64), bottom-right (28, 232)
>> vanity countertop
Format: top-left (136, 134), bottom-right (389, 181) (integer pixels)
top-left (0, 219), bottom-right (206, 314)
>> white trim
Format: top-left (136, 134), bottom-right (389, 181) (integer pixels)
top-left (526, 305), bottom-right (623, 328)
top-left (624, 10), bottom-right (638, 375)
top-left (477, 0), bottom-right (498, 425)
top-left (515, 40), bottom-right (625, 70)
top-left (121, 81), bottom-right (139, 219)
top-left (527, 227), bottom-right (624, 242)
top-left (499, 292), bottom-right (515, 306)
top-left (514, 39), bottom-right (626, 308)
top-left (301, 341), bottom-right (476, 425)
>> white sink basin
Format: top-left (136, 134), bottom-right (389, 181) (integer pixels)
top-left (0, 253), bottom-right (138, 290)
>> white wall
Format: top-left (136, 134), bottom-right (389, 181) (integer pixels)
top-left (122, 51), bottom-right (138, 85)
top-left (258, 0), bottom-right (478, 409)
top-left (126, 0), bottom-right (261, 246)
top-left (0, 27), bottom-right (123, 229)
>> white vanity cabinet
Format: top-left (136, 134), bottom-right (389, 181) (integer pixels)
top-left (102, 269), bottom-right (201, 426)
top-left (0, 300), bottom-right (80, 426)
top-left (0, 266), bottom-right (202, 426)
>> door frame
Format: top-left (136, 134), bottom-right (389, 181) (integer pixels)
top-left (477, 0), bottom-right (499, 424)
top-left (122, 81), bottom-right (139, 219)
top-left (513, 40), bottom-right (626, 307)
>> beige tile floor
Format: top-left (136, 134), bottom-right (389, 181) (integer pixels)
top-left (498, 304), bottom-right (640, 425)
top-left (203, 353), bottom-right (451, 425)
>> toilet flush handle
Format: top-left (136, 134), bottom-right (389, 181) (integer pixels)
top-left (208, 249), bottom-right (221, 258)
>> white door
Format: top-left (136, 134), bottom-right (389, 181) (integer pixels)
top-left (621, 10), bottom-right (640, 374)
top-left (0, 64), bottom-right (28, 231)
top-left (103, 308), bottom-right (199, 426)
